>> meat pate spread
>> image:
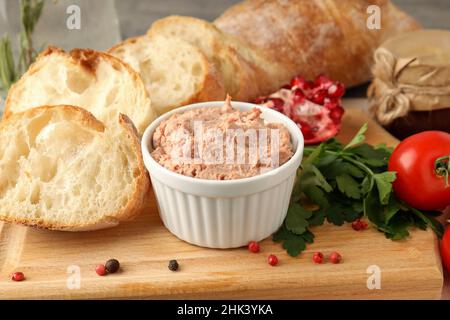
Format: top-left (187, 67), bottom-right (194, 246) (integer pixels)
top-left (151, 98), bottom-right (293, 180)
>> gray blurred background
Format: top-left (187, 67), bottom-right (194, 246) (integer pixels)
top-left (1, 0), bottom-right (449, 52)
top-left (116, 0), bottom-right (450, 39)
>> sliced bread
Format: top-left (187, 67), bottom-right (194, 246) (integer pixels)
top-left (0, 105), bottom-right (149, 231)
top-left (4, 46), bottom-right (156, 134)
top-left (109, 35), bottom-right (225, 115)
top-left (147, 16), bottom-right (290, 101)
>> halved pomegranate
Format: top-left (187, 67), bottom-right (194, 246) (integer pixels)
top-left (255, 75), bottom-right (346, 145)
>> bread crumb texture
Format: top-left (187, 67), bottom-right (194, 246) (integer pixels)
top-left (0, 106), bottom-right (148, 231)
top-left (5, 47), bottom-right (156, 135)
top-left (109, 35), bottom-right (225, 115)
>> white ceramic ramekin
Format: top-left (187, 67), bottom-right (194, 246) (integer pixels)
top-left (141, 101), bottom-right (304, 249)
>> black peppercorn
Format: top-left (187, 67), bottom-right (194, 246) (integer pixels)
top-left (168, 259), bottom-right (179, 272)
top-left (105, 259), bottom-right (120, 274)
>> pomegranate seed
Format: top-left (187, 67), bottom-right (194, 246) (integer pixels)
top-left (290, 76), bottom-right (305, 89)
top-left (313, 252), bottom-right (324, 264)
top-left (293, 87), bottom-right (304, 95)
top-left (248, 241), bottom-right (260, 253)
top-left (291, 76), bottom-right (313, 91)
top-left (304, 80), bottom-right (314, 91)
top-left (311, 89), bottom-right (327, 105)
top-left (299, 122), bottom-right (315, 140)
top-left (330, 106), bottom-right (345, 123)
top-left (324, 100), bottom-right (338, 110)
top-left (95, 264), bottom-right (107, 276)
top-left (267, 98), bottom-right (284, 112)
top-left (306, 127), bottom-right (318, 139)
top-left (268, 254), bottom-right (279, 266)
top-left (328, 82), bottom-right (346, 98)
top-left (329, 252), bottom-right (342, 264)
top-left (314, 74), bottom-right (333, 89)
top-left (11, 272), bottom-right (25, 282)
top-left (281, 83), bottom-right (292, 90)
top-left (352, 219), bottom-right (369, 231)
top-left (292, 88), bottom-right (305, 103)
top-left (255, 96), bottom-right (268, 104)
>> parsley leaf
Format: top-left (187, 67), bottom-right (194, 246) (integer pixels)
top-left (336, 174), bottom-right (361, 199)
top-left (374, 172), bottom-right (397, 205)
top-left (364, 188), bottom-right (389, 231)
top-left (344, 123), bottom-right (368, 150)
top-left (273, 226), bottom-right (306, 257)
top-left (274, 124), bottom-right (444, 257)
top-left (283, 237), bottom-right (306, 257)
top-left (409, 207), bottom-right (444, 238)
top-left (326, 203), bottom-right (346, 226)
top-left (385, 197), bottom-right (401, 224)
top-left (285, 203), bottom-right (312, 235)
top-left (349, 144), bottom-right (391, 162)
top-left (299, 164), bottom-right (333, 193)
top-left (342, 162), bottom-right (365, 178)
top-left (308, 208), bottom-right (326, 226)
top-left (301, 230), bottom-right (315, 243)
top-left (361, 176), bottom-right (373, 195)
top-left (384, 214), bottom-right (411, 240)
top-left (304, 186), bottom-right (329, 208)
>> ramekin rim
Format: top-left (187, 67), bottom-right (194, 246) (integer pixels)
top-left (141, 101), bottom-right (304, 186)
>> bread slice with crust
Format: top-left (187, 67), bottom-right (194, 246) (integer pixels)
top-left (109, 35), bottom-right (225, 115)
top-left (4, 46), bottom-right (156, 135)
top-left (0, 105), bottom-right (149, 231)
top-left (147, 16), bottom-right (290, 101)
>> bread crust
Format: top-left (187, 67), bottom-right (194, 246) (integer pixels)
top-left (0, 105), bottom-right (150, 231)
top-left (108, 35), bottom-right (225, 114)
top-left (1, 104), bottom-right (106, 133)
top-left (147, 16), bottom-right (253, 100)
top-left (214, 0), bottom-right (420, 88)
top-left (114, 113), bottom-right (150, 222)
top-left (147, 15), bottom-right (291, 101)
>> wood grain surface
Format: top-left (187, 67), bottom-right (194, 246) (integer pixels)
top-left (0, 108), bottom-right (443, 299)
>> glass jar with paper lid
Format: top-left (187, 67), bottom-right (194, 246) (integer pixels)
top-left (368, 29), bottom-right (450, 140)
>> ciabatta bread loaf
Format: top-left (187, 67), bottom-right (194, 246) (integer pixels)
top-left (108, 35), bottom-right (225, 115)
top-left (214, 0), bottom-right (420, 87)
top-left (0, 106), bottom-right (149, 231)
top-left (5, 47), bottom-right (156, 134)
top-left (147, 16), bottom-right (290, 101)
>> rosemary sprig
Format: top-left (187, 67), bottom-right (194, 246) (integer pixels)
top-left (0, 37), bottom-right (17, 90)
top-left (0, 0), bottom-right (45, 91)
top-left (18, 0), bottom-right (45, 74)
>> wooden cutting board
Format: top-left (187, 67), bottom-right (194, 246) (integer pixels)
top-left (0, 107), bottom-right (443, 300)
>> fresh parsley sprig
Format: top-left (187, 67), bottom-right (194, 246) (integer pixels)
top-left (274, 124), bottom-right (444, 257)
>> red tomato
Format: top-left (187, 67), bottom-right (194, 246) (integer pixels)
top-left (441, 227), bottom-right (450, 273)
top-left (388, 131), bottom-right (450, 211)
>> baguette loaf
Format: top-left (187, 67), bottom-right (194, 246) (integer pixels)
top-left (214, 0), bottom-right (420, 87)
top-left (147, 16), bottom-right (290, 101)
top-left (5, 46), bottom-right (156, 134)
top-left (0, 105), bottom-right (149, 231)
top-left (108, 35), bottom-right (225, 115)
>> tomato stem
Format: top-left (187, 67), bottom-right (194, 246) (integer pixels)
top-left (435, 156), bottom-right (450, 188)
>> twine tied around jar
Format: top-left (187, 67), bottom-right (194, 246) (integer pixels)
top-left (368, 48), bottom-right (450, 125)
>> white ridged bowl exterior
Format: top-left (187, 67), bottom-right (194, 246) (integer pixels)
top-left (142, 101), bottom-right (304, 249)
